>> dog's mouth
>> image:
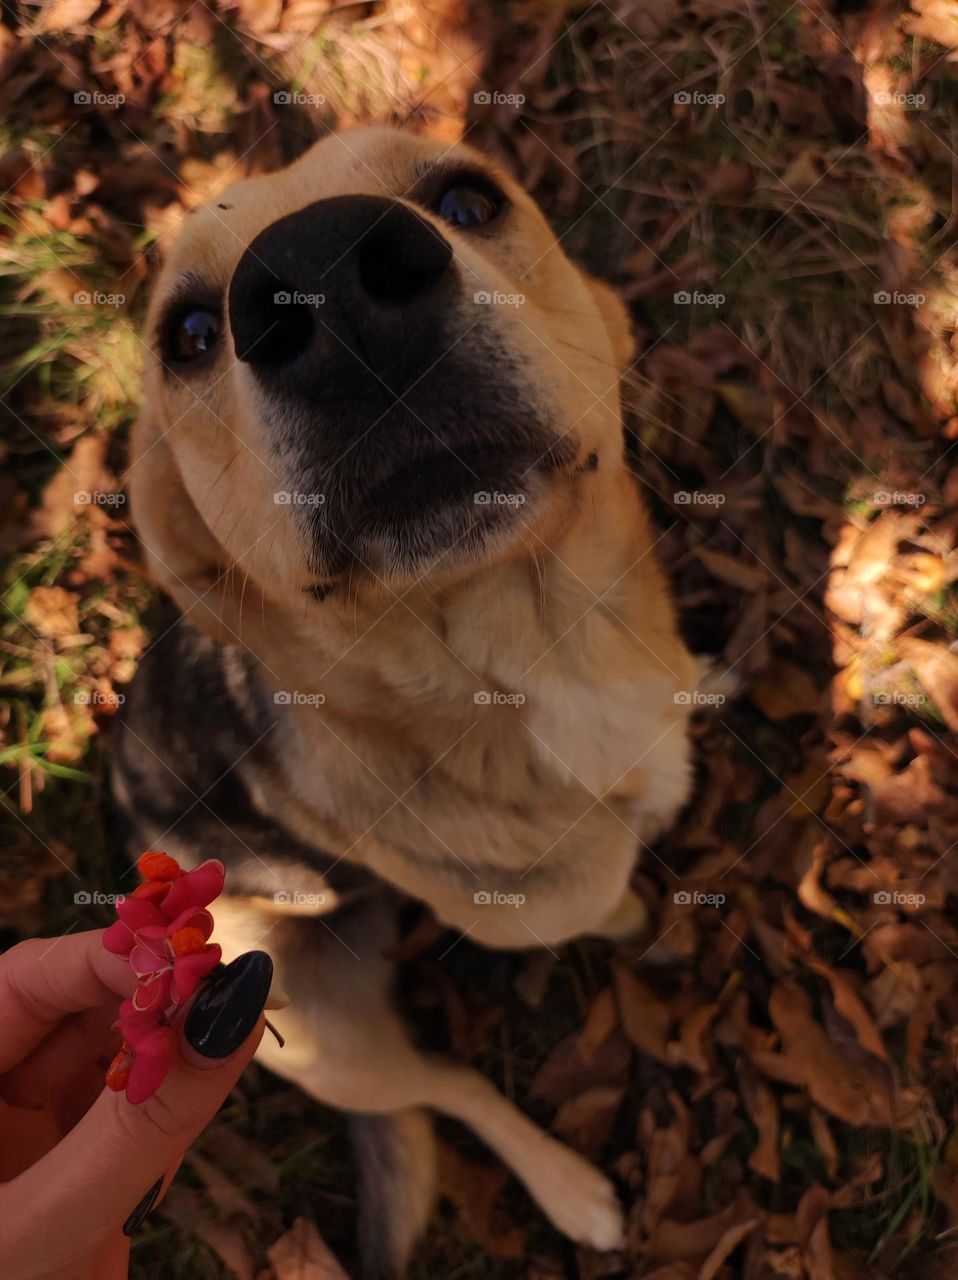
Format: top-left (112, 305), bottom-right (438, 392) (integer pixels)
top-left (347, 440), bottom-right (559, 554)
top-left (295, 425), bottom-right (577, 584)
top-left (353, 446), bottom-right (536, 523)
top-left (259, 320), bottom-right (580, 582)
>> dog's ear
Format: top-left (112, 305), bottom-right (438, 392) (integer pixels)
top-left (126, 399), bottom-right (225, 618)
top-left (584, 275), bottom-right (635, 372)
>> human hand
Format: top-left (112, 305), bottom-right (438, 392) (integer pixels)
top-left (0, 930), bottom-right (271, 1280)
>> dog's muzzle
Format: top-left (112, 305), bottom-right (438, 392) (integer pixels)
top-left (228, 195), bottom-right (455, 399)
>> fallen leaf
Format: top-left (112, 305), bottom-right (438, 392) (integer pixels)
top-left (267, 1216), bottom-right (350, 1279)
top-left (738, 1062), bottom-right (780, 1182)
top-left (612, 962), bottom-right (671, 1061)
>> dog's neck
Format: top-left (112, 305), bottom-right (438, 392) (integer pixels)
top-left (196, 457), bottom-right (695, 711)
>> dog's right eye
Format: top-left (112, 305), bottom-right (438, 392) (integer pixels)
top-left (165, 307), bottom-right (220, 364)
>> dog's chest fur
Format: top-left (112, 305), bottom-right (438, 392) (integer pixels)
top-left (231, 547), bottom-right (697, 944)
top-left (117, 474), bottom-right (698, 947)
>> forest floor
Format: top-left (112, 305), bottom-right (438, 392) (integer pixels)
top-left (2, 1), bottom-right (958, 1277)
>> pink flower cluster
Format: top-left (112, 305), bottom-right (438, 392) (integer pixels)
top-left (102, 852), bottom-right (225, 1103)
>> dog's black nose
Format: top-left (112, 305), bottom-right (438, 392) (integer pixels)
top-left (229, 195), bottom-right (454, 393)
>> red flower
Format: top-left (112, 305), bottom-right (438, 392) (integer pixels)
top-left (102, 852), bottom-right (225, 1103)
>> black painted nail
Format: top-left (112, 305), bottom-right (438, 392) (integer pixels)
top-left (123, 1176), bottom-right (163, 1236)
top-left (184, 951), bottom-right (273, 1059)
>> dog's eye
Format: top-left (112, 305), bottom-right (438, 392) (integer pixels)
top-left (436, 183), bottom-right (499, 228)
top-left (167, 307), bottom-right (220, 363)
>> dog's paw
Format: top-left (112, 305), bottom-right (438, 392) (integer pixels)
top-left (531, 1139), bottom-right (625, 1251)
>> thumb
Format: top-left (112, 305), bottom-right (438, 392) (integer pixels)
top-left (0, 952), bottom-right (272, 1272)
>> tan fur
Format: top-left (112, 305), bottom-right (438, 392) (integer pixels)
top-left (125, 126), bottom-right (704, 1260)
top-left (129, 125), bottom-right (699, 948)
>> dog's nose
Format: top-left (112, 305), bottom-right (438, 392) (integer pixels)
top-left (228, 195), bottom-right (454, 391)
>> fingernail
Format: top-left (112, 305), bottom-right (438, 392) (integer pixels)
top-left (185, 951), bottom-right (273, 1059)
top-left (123, 1176), bottom-right (163, 1235)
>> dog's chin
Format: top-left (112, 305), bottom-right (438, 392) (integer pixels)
top-left (310, 447), bottom-right (567, 588)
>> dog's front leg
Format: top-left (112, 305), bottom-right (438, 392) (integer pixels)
top-left (210, 895), bottom-right (625, 1266)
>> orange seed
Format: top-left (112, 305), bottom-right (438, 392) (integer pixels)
top-left (137, 852), bottom-right (182, 882)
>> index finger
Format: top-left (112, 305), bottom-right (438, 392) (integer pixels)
top-left (0, 930), bottom-right (137, 1073)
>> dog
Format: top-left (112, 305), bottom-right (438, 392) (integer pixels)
top-left (112, 125), bottom-right (703, 1276)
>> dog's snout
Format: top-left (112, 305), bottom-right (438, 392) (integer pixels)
top-left (228, 195), bottom-right (454, 383)
top-left (357, 204), bottom-right (452, 304)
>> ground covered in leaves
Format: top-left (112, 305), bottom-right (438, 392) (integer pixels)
top-left (2, 0), bottom-right (958, 1277)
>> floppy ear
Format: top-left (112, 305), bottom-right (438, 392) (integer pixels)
top-left (584, 275), bottom-right (635, 373)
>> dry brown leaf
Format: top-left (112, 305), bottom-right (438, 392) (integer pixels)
top-left (697, 1215), bottom-right (760, 1280)
top-left (647, 1191), bottom-right (759, 1262)
top-left (737, 1062), bottom-right (779, 1182)
top-left (804, 958), bottom-right (889, 1061)
top-left (530, 1023), bottom-right (630, 1108)
top-left (863, 961), bottom-right (922, 1030)
top-left (437, 1142), bottom-right (526, 1259)
top-left (30, 434), bottom-right (118, 544)
top-left (760, 984), bottom-right (870, 1126)
top-left (267, 1216), bottom-right (350, 1279)
top-left (612, 961), bottom-right (671, 1061)
top-left (552, 1085), bottom-right (625, 1158)
top-left (692, 546), bottom-right (768, 592)
top-left (899, 637), bottom-right (958, 731)
top-left (638, 1108), bottom-right (693, 1234)
top-left (749, 661), bottom-right (821, 721)
top-left (804, 1216), bottom-right (834, 1280)
top-left (578, 985), bottom-right (619, 1060)
top-left (31, 0), bottom-right (100, 33)
top-left (183, 1150), bottom-right (259, 1222)
top-left (39, 702), bottom-right (93, 764)
top-left (24, 586), bottom-right (80, 640)
top-left (668, 1003), bottom-right (718, 1075)
top-left (161, 1185), bottom-right (256, 1280)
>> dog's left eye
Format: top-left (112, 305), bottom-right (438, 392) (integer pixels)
top-left (436, 183), bottom-right (500, 228)
top-left (166, 307), bottom-right (220, 363)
